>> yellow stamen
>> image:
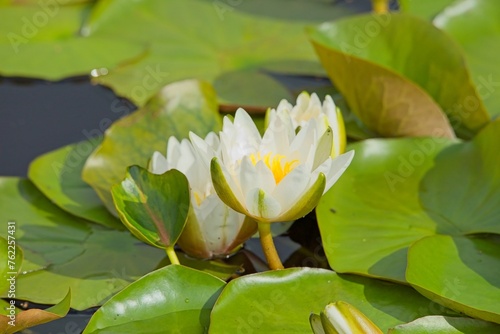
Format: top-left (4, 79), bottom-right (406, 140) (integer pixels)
top-left (193, 191), bottom-right (204, 206)
top-left (249, 152), bottom-right (298, 184)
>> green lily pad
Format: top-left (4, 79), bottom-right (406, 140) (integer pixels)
top-left (82, 79), bottom-right (221, 215)
top-left (317, 137), bottom-right (455, 282)
top-left (28, 139), bottom-right (123, 230)
top-left (0, 177), bottom-right (167, 310)
top-left (0, 235), bottom-right (23, 294)
top-left (209, 268), bottom-right (455, 333)
top-left (0, 4), bottom-right (145, 80)
top-left (0, 290), bottom-right (71, 334)
top-left (434, 0), bottom-right (500, 118)
top-left (308, 13), bottom-right (490, 139)
top-left (388, 315), bottom-right (500, 334)
top-left (83, 0), bottom-right (359, 107)
top-left (317, 119), bottom-right (500, 283)
top-left (112, 167), bottom-right (190, 249)
top-left (83, 265), bottom-right (225, 334)
top-left (407, 235), bottom-right (500, 324)
top-left (398, 0), bottom-right (457, 20)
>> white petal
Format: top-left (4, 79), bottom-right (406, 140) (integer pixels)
top-left (221, 109), bottom-right (261, 162)
top-left (197, 195), bottom-right (246, 253)
top-left (315, 150), bottom-right (355, 194)
top-left (261, 112), bottom-right (294, 154)
top-left (239, 157), bottom-right (275, 195)
top-left (166, 136), bottom-right (181, 159)
top-left (245, 188), bottom-right (282, 221)
top-left (272, 164), bottom-right (310, 214)
top-left (149, 151), bottom-right (169, 174)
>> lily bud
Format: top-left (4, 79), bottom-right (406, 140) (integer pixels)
top-left (266, 91), bottom-right (346, 157)
top-left (310, 301), bottom-right (383, 334)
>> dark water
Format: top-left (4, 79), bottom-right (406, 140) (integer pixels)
top-left (0, 77), bottom-right (136, 177)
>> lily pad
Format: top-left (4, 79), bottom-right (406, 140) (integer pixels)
top-left (388, 315), bottom-right (500, 334)
top-left (308, 13), bottom-right (490, 138)
top-left (434, 0), bottom-right (500, 118)
top-left (316, 119), bottom-right (500, 283)
top-left (316, 137), bottom-right (454, 282)
top-left (0, 4), bottom-right (145, 80)
top-left (28, 139), bottom-right (123, 229)
top-left (82, 79), bottom-right (221, 215)
top-left (0, 177), bottom-right (166, 310)
top-left (407, 235), bottom-right (500, 324)
top-left (398, 0), bottom-right (457, 20)
top-left (112, 167), bottom-right (190, 249)
top-left (83, 265), bottom-right (225, 334)
top-left (0, 290), bottom-right (71, 334)
top-left (209, 268), bottom-right (455, 333)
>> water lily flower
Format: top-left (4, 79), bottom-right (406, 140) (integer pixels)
top-left (267, 92), bottom-right (346, 157)
top-left (149, 133), bottom-right (257, 259)
top-left (310, 301), bottom-right (383, 334)
top-left (211, 108), bottom-right (354, 224)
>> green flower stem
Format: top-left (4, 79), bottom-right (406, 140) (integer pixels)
top-left (258, 222), bottom-right (284, 270)
top-left (166, 245), bottom-right (180, 265)
top-left (372, 0), bottom-right (389, 13)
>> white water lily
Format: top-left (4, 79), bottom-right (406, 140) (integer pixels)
top-left (211, 108), bottom-right (354, 224)
top-left (267, 92), bottom-right (346, 157)
top-left (149, 133), bottom-right (257, 259)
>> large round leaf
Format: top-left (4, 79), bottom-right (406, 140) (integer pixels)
top-left (83, 265), bottom-right (225, 334)
top-left (82, 79), bottom-right (221, 214)
top-left (209, 268), bottom-right (455, 333)
top-left (308, 13), bottom-right (490, 139)
top-left (317, 119), bottom-right (500, 283)
top-left (112, 167), bottom-right (190, 249)
top-left (434, 0), bottom-right (500, 118)
top-left (388, 315), bottom-right (500, 334)
top-left (407, 235), bottom-right (500, 324)
top-left (317, 137), bottom-right (455, 282)
top-left (28, 139), bottom-right (123, 230)
top-left (0, 5), bottom-right (144, 80)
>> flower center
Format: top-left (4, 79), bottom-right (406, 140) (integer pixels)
top-left (249, 152), bottom-right (298, 184)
